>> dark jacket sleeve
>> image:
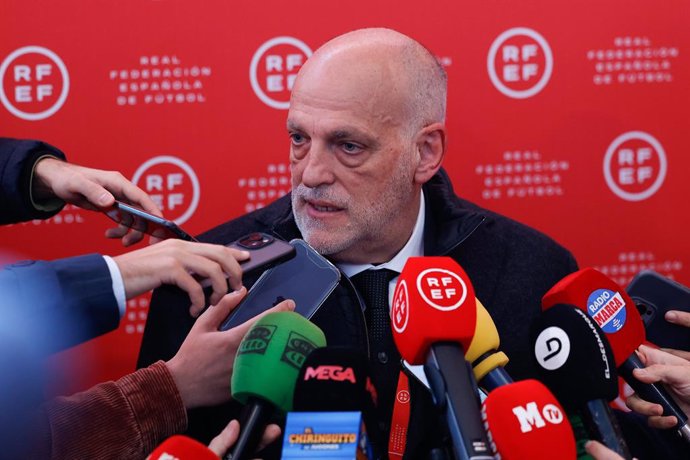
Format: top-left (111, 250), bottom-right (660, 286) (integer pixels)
top-left (0, 253), bottom-right (121, 355)
top-left (0, 137), bottom-right (67, 224)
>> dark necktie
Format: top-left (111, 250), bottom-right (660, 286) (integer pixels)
top-left (351, 268), bottom-right (400, 434)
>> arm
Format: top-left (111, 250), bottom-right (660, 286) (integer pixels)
top-left (0, 137), bottom-right (66, 224)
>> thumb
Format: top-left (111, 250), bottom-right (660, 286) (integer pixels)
top-left (77, 179), bottom-right (115, 208)
top-left (195, 287), bottom-right (247, 331)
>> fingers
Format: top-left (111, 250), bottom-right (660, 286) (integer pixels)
top-left (257, 424), bottom-right (282, 451)
top-left (94, 169), bottom-right (162, 217)
top-left (660, 348), bottom-right (690, 362)
top-left (71, 175), bottom-right (116, 208)
top-left (638, 344), bottom-right (690, 367)
top-left (633, 363), bottom-right (690, 387)
top-left (195, 288), bottom-right (247, 330)
top-left (647, 414), bottom-right (679, 429)
top-left (625, 393), bottom-right (664, 417)
top-left (665, 310), bottom-right (690, 328)
top-left (584, 440), bottom-right (625, 460)
top-left (208, 419), bottom-right (240, 457)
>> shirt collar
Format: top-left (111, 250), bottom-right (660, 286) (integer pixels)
top-left (337, 190), bottom-right (425, 278)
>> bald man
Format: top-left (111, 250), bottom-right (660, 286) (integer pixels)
top-left (139, 28), bottom-right (577, 457)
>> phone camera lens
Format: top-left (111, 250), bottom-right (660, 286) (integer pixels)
top-left (238, 233), bottom-right (274, 249)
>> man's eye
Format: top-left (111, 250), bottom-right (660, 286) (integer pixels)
top-left (341, 142), bottom-right (362, 154)
top-left (290, 133), bottom-right (306, 145)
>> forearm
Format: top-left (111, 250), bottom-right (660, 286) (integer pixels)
top-left (30, 361), bottom-right (188, 459)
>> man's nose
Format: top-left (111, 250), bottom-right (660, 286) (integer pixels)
top-left (299, 142), bottom-right (336, 188)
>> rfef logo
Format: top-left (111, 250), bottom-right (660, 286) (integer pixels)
top-left (250, 37), bottom-right (312, 110)
top-left (487, 27), bottom-right (553, 99)
top-left (587, 289), bottom-right (627, 333)
top-left (603, 131), bottom-right (667, 201)
top-left (132, 156), bottom-right (200, 225)
top-left (0, 46), bottom-right (69, 120)
top-left (534, 326), bottom-right (571, 371)
top-left (392, 279), bottom-right (409, 333)
top-left (303, 365), bottom-right (356, 383)
top-left (512, 402), bottom-right (564, 433)
top-left (416, 268), bottom-right (468, 311)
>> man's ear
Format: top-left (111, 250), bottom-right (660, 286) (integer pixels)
top-left (413, 122), bottom-right (446, 184)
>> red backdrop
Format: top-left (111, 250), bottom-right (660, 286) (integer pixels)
top-left (1, 0), bottom-right (688, 395)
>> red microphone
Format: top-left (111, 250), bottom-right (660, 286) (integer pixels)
top-left (149, 435), bottom-right (218, 460)
top-left (391, 256), bottom-right (492, 460)
top-left (482, 379), bottom-right (576, 460)
top-left (542, 267), bottom-right (690, 442)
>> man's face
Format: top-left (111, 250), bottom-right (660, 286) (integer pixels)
top-left (287, 54), bottom-right (420, 264)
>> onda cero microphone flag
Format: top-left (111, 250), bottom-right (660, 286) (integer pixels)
top-left (542, 267), bottom-right (690, 443)
top-left (228, 311), bottom-right (326, 460)
top-left (391, 256), bottom-right (493, 460)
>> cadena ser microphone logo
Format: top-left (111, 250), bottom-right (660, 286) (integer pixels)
top-left (487, 27), bottom-right (553, 99)
top-left (0, 46), bottom-right (69, 120)
top-left (416, 269), bottom-right (468, 312)
top-left (250, 36), bottom-right (312, 109)
top-left (132, 156), bottom-right (200, 225)
top-left (603, 131), bottom-right (667, 202)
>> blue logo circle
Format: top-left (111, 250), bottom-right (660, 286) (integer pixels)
top-left (586, 288), bottom-right (627, 333)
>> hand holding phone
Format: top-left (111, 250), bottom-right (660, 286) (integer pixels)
top-left (104, 200), bottom-right (198, 242)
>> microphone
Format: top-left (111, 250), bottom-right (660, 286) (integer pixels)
top-left (391, 256), bottom-right (493, 460)
top-left (542, 267), bottom-right (690, 443)
top-left (290, 346), bottom-right (382, 458)
top-left (531, 303), bottom-right (631, 458)
top-left (149, 435), bottom-right (218, 460)
top-left (228, 311), bottom-right (327, 460)
top-left (481, 379), bottom-right (576, 460)
top-left (465, 298), bottom-right (513, 392)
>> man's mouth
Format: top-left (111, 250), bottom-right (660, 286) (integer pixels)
top-left (305, 199), bottom-right (344, 213)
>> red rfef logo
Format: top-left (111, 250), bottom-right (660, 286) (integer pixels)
top-left (303, 365), bottom-right (356, 383)
top-left (132, 156), bottom-right (200, 224)
top-left (487, 27), bottom-right (553, 99)
top-left (416, 269), bottom-right (468, 311)
top-left (397, 390), bottom-right (411, 404)
top-left (0, 46), bottom-right (69, 120)
top-left (603, 131), bottom-right (667, 201)
top-left (392, 280), bottom-right (410, 333)
top-left (250, 37), bottom-right (312, 110)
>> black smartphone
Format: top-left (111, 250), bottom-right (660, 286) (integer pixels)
top-left (225, 232), bottom-right (296, 278)
top-left (219, 239), bottom-right (341, 331)
top-left (627, 270), bottom-right (690, 351)
top-left (104, 200), bottom-right (198, 241)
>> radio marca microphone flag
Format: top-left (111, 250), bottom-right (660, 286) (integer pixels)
top-left (228, 311), bottom-right (327, 460)
top-left (149, 435), bottom-right (218, 460)
top-left (391, 256), bottom-right (493, 460)
top-left (542, 267), bottom-right (690, 443)
top-left (531, 303), bottom-right (630, 458)
top-left (481, 379), bottom-right (576, 460)
top-left (465, 298), bottom-right (512, 392)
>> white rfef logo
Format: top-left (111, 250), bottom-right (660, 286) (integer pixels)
top-left (249, 37), bottom-right (312, 110)
top-left (487, 27), bottom-right (553, 99)
top-left (416, 269), bottom-right (468, 312)
top-left (392, 280), bottom-right (409, 333)
top-left (534, 326), bottom-right (571, 371)
top-left (603, 131), bottom-right (667, 201)
top-left (132, 156), bottom-right (200, 225)
top-left (0, 46), bottom-right (69, 120)
top-left (512, 402), bottom-right (564, 433)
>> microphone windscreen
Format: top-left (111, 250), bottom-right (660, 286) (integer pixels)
top-left (531, 303), bottom-right (618, 408)
top-left (292, 346), bottom-right (375, 412)
top-left (391, 256), bottom-right (477, 364)
top-left (231, 311), bottom-right (326, 412)
top-left (482, 379), bottom-right (576, 460)
top-left (149, 435), bottom-right (217, 460)
top-left (542, 267), bottom-right (645, 366)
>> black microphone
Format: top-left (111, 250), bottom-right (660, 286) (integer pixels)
top-left (292, 346), bottom-right (383, 457)
top-left (531, 303), bottom-right (632, 459)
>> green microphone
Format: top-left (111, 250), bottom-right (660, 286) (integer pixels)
top-left (226, 311), bottom-right (326, 460)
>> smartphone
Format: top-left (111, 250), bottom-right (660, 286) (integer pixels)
top-left (104, 200), bottom-right (197, 241)
top-left (627, 270), bottom-right (690, 350)
top-left (226, 232), bottom-right (296, 278)
top-left (219, 239), bottom-right (341, 331)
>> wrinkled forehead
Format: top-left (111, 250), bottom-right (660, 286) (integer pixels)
top-left (288, 45), bottom-right (411, 128)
